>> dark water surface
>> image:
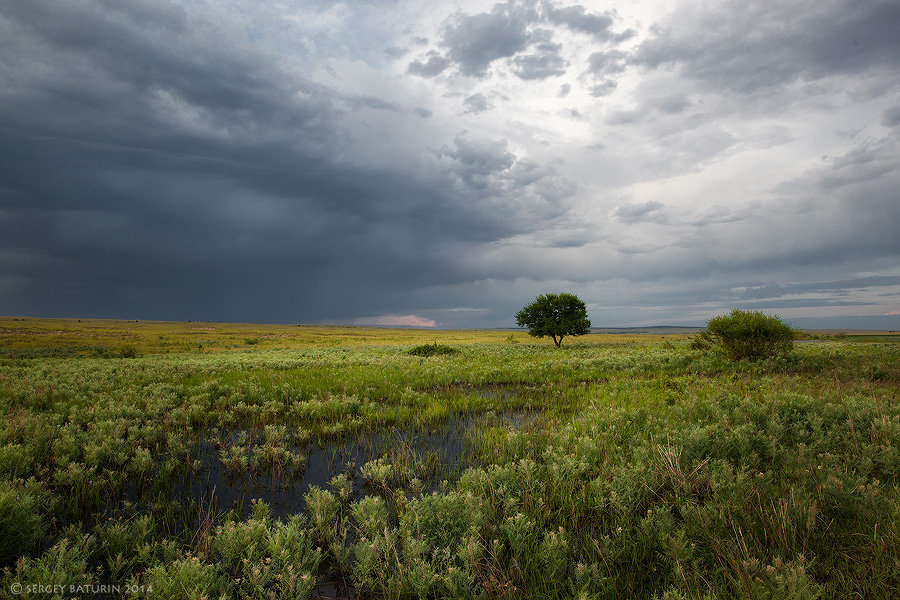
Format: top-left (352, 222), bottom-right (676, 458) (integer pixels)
top-left (177, 409), bottom-right (532, 520)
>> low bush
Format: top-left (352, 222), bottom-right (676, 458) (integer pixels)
top-left (0, 479), bottom-right (45, 566)
top-left (118, 345), bottom-right (141, 358)
top-left (1, 527), bottom-right (95, 594)
top-left (699, 309), bottom-right (797, 361)
top-left (407, 343), bottom-right (459, 357)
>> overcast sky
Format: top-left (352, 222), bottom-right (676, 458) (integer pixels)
top-left (1, 0), bottom-right (899, 328)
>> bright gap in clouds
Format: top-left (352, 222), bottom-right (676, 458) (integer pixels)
top-left (353, 315), bottom-right (437, 328)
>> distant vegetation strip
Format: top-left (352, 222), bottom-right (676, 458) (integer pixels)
top-left (0, 317), bottom-right (702, 355)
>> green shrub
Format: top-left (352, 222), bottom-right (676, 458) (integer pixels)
top-left (0, 479), bottom-right (45, 566)
top-left (407, 343), bottom-right (459, 357)
top-left (94, 514), bottom-right (158, 583)
top-left (214, 506), bottom-right (322, 600)
top-left (2, 527), bottom-right (95, 595)
top-left (118, 345), bottom-right (141, 358)
top-left (359, 458), bottom-right (392, 488)
top-left (701, 309), bottom-right (797, 361)
top-left (144, 556), bottom-right (220, 600)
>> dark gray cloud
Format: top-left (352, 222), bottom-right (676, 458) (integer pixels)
top-left (407, 51), bottom-right (451, 77)
top-left (463, 93), bottom-right (493, 114)
top-left (614, 201), bottom-right (665, 223)
top-left (444, 136), bottom-right (516, 179)
top-left (585, 49), bottom-right (627, 96)
top-left (883, 102), bottom-right (900, 127)
top-left (736, 276), bottom-right (900, 300)
top-left (344, 95), bottom-right (404, 112)
top-left (543, 3), bottom-right (634, 41)
top-left (589, 80), bottom-right (618, 97)
top-left (435, 136), bottom-right (576, 232)
top-left (510, 39), bottom-right (567, 80)
top-left (384, 46), bottom-right (408, 58)
top-left (0, 0), bottom-right (561, 323)
top-left (0, 130), bottom-right (504, 321)
top-left (544, 3), bottom-right (612, 36)
top-left (440, 2), bottom-right (538, 77)
top-left (587, 50), bottom-right (627, 77)
top-left (653, 94), bottom-right (692, 114)
top-left (607, 93), bottom-right (692, 124)
top-left (635, 0), bottom-right (900, 94)
top-left (734, 299), bottom-right (874, 310)
top-left (406, 1), bottom-right (635, 86)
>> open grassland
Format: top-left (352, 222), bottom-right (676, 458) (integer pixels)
top-left (0, 317), bottom-right (681, 356)
top-left (1, 320), bottom-right (899, 599)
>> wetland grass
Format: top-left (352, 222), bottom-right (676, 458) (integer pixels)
top-left (0, 321), bottom-right (898, 598)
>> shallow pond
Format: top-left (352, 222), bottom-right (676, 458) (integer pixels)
top-left (175, 409), bottom-right (533, 520)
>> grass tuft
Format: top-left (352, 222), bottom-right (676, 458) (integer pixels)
top-left (407, 342), bottom-right (460, 357)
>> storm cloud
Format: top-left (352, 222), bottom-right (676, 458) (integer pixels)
top-left (1, 0), bottom-right (898, 328)
top-left (635, 0), bottom-right (900, 93)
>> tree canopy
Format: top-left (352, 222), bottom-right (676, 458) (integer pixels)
top-left (515, 293), bottom-right (591, 347)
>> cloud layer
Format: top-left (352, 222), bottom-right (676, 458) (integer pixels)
top-left (1, 0), bottom-right (898, 328)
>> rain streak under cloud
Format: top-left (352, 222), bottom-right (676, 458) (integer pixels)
top-left (1, 0), bottom-right (899, 328)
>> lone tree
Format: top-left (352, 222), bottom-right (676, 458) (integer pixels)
top-left (696, 309), bottom-right (797, 361)
top-left (515, 293), bottom-right (591, 347)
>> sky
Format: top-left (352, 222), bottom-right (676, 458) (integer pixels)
top-left (1, 0), bottom-right (899, 329)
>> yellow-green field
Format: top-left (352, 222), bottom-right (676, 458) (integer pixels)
top-left (1, 319), bottom-right (898, 599)
top-left (0, 317), bottom-right (689, 354)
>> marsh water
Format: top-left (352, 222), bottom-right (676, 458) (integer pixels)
top-left (173, 408), bottom-right (532, 520)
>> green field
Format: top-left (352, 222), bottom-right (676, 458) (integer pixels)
top-left (1, 319), bottom-right (899, 599)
